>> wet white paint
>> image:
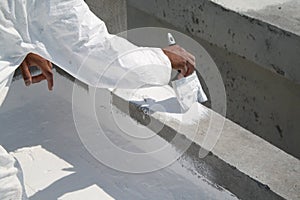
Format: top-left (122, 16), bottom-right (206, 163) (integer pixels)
top-left (0, 72), bottom-right (237, 199)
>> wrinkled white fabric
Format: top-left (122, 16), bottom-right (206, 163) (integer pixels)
top-left (0, 73), bottom-right (13, 107)
top-left (172, 72), bottom-right (208, 112)
top-left (0, 0), bottom-right (173, 199)
top-left (0, 146), bottom-right (25, 200)
top-left (0, 0), bottom-right (172, 106)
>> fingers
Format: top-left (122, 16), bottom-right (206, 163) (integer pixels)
top-left (178, 54), bottom-right (194, 77)
top-left (162, 45), bottom-right (195, 78)
top-left (179, 60), bottom-right (188, 75)
top-left (184, 52), bottom-right (195, 77)
top-left (39, 61), bottom-right (53, 91)
top-left (45, 71), bottom-right (54, 91)
top-left (185, 62), bottom-right (194, 77)
top-left (32, 74), bottom-right (46, 83)
top-left (47, 60), bottom-right (53, 69)
top-left (30, 54), bottom-right (53, 91)
top-left (20, 61), bottom-right (32, 86)
top-left (20, 53), bottom-right (54, 91)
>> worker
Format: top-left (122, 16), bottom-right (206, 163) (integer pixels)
top-left (0, 0), bottom-right (195, 199)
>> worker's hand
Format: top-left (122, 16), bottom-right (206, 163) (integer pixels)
top-left (162, 45), bottom-right (195, 77)
top-left (19, 53), bottom-right (53, 91)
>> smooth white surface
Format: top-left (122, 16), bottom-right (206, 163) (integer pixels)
top-left (0, 73), bottom-right (237, 199)
top-left (58, 184), bottom-right (114, 200)
top-left (12, 146), bottom-right (74, 198)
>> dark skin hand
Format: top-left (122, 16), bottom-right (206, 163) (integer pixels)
top-left (162, 45), bottom-right (195, 78)
top-left (19, 46), bottom-right (194, 89)
top-left (19, 53), bottom-right (53, 90)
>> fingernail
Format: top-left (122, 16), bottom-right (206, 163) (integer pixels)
top-left (25, 80), bottom-right (31, 86)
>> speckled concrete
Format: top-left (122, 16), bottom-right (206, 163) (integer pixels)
top-left (112, 82), bottom-right (300, 200)
top-left (2, 2), bottom-right (296, 199)
top-left (127, 0), bottom-right (300, 84)
top-left (126, 1), bottom-right (300, 159)
top-left (213, 0), bottom-right (300, 35)
top-left (84, 0), bottom-right (127, 34)
top-left (112, 85), bottom-right (300, 200)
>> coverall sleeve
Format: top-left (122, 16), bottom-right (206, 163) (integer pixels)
top-left (0, 146), bottom-right (24, 200)
top-left (0, 0), bottom-right (172, 91)
top-left (0, 1), bottom-right (36, 106)
top-left (29, 0), bottom-right (172, 88)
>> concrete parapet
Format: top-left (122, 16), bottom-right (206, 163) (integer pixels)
top-left (85, 0), bottom-right (127, 34)
top-left (112, 86), bottom-right (300, 200)
top-left (128, 0), bottom-right (300, 84)
top-left (126, 1), bottom-right (300, 159)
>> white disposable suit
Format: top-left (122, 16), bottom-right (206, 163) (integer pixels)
top-left (0, 0), bottom-right (172, 199)
top-left (0, 0), bottom-right (172, 105)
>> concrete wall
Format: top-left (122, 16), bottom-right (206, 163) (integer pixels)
top-left (84, 0), bottom-right (127, 34)
top-left (82, 0), bottom-right (300, 158)
top-left (112, 85), bottom-right (300, 200)
top-left (128, 0), bottom-right (300, 84)
top-left (126, 1), bottom-right (300, 159)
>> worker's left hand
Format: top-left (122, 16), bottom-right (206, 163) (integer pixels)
top-left (19, 53), bottom-right (53, 91)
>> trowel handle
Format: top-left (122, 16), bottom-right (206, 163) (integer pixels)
top-left (167, 33), bottom-right (176, 46)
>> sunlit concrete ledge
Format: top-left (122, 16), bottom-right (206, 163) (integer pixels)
top-left (112, 87), bottom-right (300, 200)
top-left (128, 0), bottom-right (300, 84)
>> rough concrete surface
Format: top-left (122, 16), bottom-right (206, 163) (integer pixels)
top-left (212, 0), bottom-right (300, 35)
top-left (1, 1), bottom-right (298, 199)
top-left (84, 0), bottom-right (127, 34)
top-left (127, 0), bottom-right (300, 84)
top-left (126, 2), bottom-right (300, 159)
top-left (112, 85), bottom-right (300, 200)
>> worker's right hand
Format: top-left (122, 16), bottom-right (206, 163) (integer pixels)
top-left (162, 45), bottom-right (195, 77)
top-left (19, 53), bottom-right (53, 91)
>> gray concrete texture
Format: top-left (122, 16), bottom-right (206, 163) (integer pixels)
top-left (84, 0), bottom-right (127, 34)
top-left (127, 0), bottom-right (300, 84)
top-left (5, 1), bottom-right (297, 199)
top-left (48, 1), bottom-right (300, 199)
top-left (213, 0), bottom-right (300, 36)
top-left (112, 88), bottom-right (300, 200)
top-left (126, 0), bottom-right (300, 159)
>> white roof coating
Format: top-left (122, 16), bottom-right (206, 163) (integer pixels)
top-left (0, 72), bottom-right (237, 200)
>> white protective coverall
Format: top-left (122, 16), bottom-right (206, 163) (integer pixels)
top-left (0, 0), bottom-right (172, 199)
